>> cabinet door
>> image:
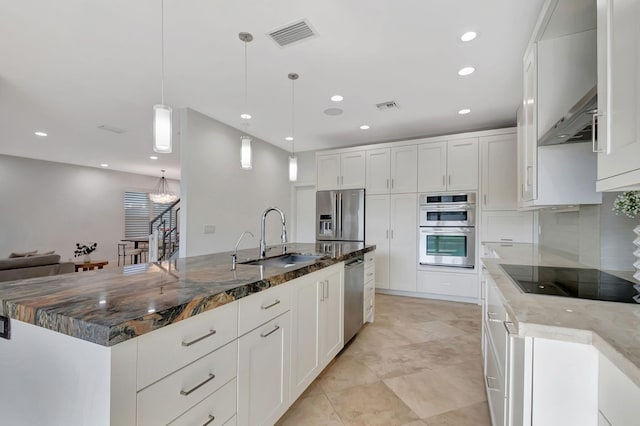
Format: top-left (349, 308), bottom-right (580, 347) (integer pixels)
top-left (317, 154), bottom-right (341, 190)
top-left (389, 193), bottom-right (417, 292)
top-left (481, 211), bottom-right (534, 244)
top-left (418, 142), bottom-right (447, 192)
top-left (596, 0), bottom-right (640, 187)
top-left (481, 134), bottom-right (517, 210)
top-left (390, 145), bottom-right (418, 193)
top-left (289, 276), bottom-right (321, 403)
top-left (340, 152), bottom-right (366, 189)
top-left (319, 267), bottom-right (344, 368)
top-left (365, 195), bottom-right (390, 289)
top-left (237, 312), bottom-right (291, 426)
top-left (366, 148), bottom-right (391, 194)
top-left (522, 47), bottom-right (538, 201)
top-left (447, 138), bottom-right (479, 191)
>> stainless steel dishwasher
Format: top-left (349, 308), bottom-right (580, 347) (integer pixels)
top-left (344, 255), bottom-right (365, 343)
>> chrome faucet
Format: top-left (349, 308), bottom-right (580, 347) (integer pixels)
top-left (232, 231), bottom-right (254, 270)
top-left (259, 207), bottom-right (287, 259)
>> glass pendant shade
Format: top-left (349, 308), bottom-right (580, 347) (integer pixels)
top-left (153, 104), bottom-right (172, 153)
top-left (240, 136), bottom-right (252, 170)
top-left (289, 155), bottom-right (298, 182)
top-left (149, 170), bottom-right (178, 203)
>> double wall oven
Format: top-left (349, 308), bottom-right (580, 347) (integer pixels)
top-left (419, 192), bottom-right (476, 269)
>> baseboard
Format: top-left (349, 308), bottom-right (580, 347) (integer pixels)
top-left (375, 288), bottom-right (480, 305)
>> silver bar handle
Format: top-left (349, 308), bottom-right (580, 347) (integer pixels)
top-left (386, 230), bottom-right (389, 239)
top-left (260, 324), bottom-right (280, 338)
top-left (180, 373), bottom-right (216, 396)
top-left (483, 194), bottom-right (487, 205)
top-left (261, 299), bottom-right (281, 310)
top-left (526, 165), bottom-right (533, 186)
top-left (337, 176), bottom-right (339, 185)
top-left (442, 175), bottom-right (445, 186)
top-left (391, 229), bottom-right (394, 239)
top-left (485, 375), bottom-right (499, 391)
top-left (391, 178), bottom-right (394, 188)
top-left (320, 280), bottom-right (324, 301)
top-left (182, 329), bottom-right (217, 347)
top-left (386, 179), bottom-right (389, 189)
top-left (202, 415), bottom-right (215, 426)
top-left (500, 238), bottom-right (513, 241)
top-left (592, 113), bottom-right (605, 153)
top-left (338, 192), bottom-right (343, 238)
top-left (448, 175), bottom-right (451, 185)
top-left (324, 280), bottom-right (329, 299)
top-left (504, 321), bottom-right (517, 335)
top-left (366, 272), bottom-right (374, 277)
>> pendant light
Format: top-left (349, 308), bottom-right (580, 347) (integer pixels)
top-left (149, 170), bottom-right (179, 203)
top-left (239, 32), bottom-right (253, 169)
top-left (153, 0), bottom-right (172, 154)
top-left (288, 73), bottom-right (299, 182)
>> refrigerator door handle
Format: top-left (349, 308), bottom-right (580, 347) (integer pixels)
top-left (338, 192), bottom-right (343, 239)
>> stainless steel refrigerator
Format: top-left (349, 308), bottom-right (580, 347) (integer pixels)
top-left (316, 189), bottom-right (365, 242)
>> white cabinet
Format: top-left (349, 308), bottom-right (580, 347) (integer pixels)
top-left (365, 195), bottom-right (390, 289)
top-left (417, 270), bottom-right (478, 300)
top-left (595, 0), bottom-right (640, 191)
top-left (418, 138), bottom-right (479, 192)
top-left (389, 193), bottom-right (418, 292)
top-left (289, 263), bottom-right (344, 403)
top-left (598, 352), bottom-right (640, 426)
top-left (481, 211), bottom-right (534, 244)
top-left (364, 252), bottom-right (375, 323)
top-left (317, 152), bottom-right (365, 190)
top-left (521, 46), bottom-right (538, 203)
top-left (365, 194), bottom-right (417, 292)
top-left (481, 134), bottom-right (518, 210)
top-left (237, 312), bottom-right (291, 426)
top-left (365, 145), bottom-right (418, 194)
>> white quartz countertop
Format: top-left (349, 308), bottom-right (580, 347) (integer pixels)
top-left (482, 243), bottom-right (640, 387)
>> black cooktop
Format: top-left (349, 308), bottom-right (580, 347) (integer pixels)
top-left (500, 264), bottom-right (640, 304)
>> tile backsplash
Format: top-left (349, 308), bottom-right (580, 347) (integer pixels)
top-left (539, 192), bottom-right (638, 271)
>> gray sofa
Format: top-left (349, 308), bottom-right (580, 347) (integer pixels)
top-left (0, 253), bottom-right (74, 282)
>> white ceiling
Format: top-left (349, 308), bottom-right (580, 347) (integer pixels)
top-left (0, 0), bottom-right (544, 180)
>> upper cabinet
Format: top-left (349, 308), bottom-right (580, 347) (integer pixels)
top-left (518, 0), bottom-right (602, 208)
top-left (366, 145), bottom-right (418, 194)
top-left (481, 134), bottom-right (518, 210)
top-left (418, 138), bottom-right (478, 192)
top-left (316, 151), bottom-right (365, 191)
top-left (595, 0), bottom-right (640, 191)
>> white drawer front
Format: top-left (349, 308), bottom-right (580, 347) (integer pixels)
top-left (364, 251), bottom-right (375, 266)
top-left (168, 377), bottom-right (237, 426)
top-left (365, 268), bottom-right (375, 284)
top-left (417, 270), bottom-right (479, 298)
top-left (238, 283), bottom-right (291, 336)
top-left (137, 340), bottom-right (238, 426)
top-left (485, 332), bottom-right (506, 426)
top-left (481, 211), bottom-right (534, 243)
top-left (137, 301), bottom-right (238, 390)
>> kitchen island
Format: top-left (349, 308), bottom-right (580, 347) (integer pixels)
top-left (481, 243), bottom-right (640, 426)
top-left (0, 242), bottom-right (375, 426)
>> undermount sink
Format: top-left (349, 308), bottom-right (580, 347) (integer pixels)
top-left (242, 253), bottom-right (328, 268)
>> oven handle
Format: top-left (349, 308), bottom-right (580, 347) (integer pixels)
top-left (421, 204), bottom-right (474, 211)
top-left (420, 227), bottom-right (474, 234)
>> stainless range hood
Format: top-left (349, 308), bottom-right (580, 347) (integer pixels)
top-left (538, 86), bottom-right (597, 147)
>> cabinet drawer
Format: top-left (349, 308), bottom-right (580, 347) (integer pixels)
top-left (481, 211), bottom-right (534, 243)
top-left (137, 340), bottom-right (238, 426)
top-left (365, 268), bottom-right (375, 284)
top-left (168, 377), bottom-right (236, 426)
top-left (364, 251), bottom-right (376, 268)
top-left (417, 271), bottom-right (479, 298)
top-left (238, 283), bottom-right (291, 336)
top-left (485, 332), bottom-right (506, 426)
top-left (137, 301), bottom-right (238, 390)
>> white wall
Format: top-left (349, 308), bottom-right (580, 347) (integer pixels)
top-left (180, 108), bottom-right (292, 257)
top-left (0, 154), bottom-right (179, 262)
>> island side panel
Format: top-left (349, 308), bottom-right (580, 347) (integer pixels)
top-left (0, 319), bottom-right (119, 426)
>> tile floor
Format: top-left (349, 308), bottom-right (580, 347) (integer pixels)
top-left (277, 293), bottom-right (491, 426)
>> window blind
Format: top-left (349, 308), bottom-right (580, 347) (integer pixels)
top-left (124, 192), bottom-right (175, 238)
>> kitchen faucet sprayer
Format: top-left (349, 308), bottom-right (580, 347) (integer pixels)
top-left (259, 207), bottom-right (287, 259)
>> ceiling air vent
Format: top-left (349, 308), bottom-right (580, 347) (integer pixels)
top-left (376, 101), bottom-right (399, 111)
top-left (267, 19), bottom-right (317, 47)
top-left (98, 124), bottom-right (125, 134)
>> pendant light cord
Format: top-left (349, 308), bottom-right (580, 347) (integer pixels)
top-left (291, 78), bottom-right (295, 155)
top-left (244, 41), bottom-right (248, 114)
top-left (161, 0), bottom-right (165, 105)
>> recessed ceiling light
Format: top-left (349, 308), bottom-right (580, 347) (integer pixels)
top-left (460, 31), bottom-right (477, 42)
top-left (359, 125), bottom-right (370, 130)
top-left (240, 113), bottom-right (252, 120)
top-left (458, 66), bottom-right (475, 76)
top-left (149, 156), bottom-right (158, 160)
top-left (34, 131), bottom-right (47, 137)
top-left (331, 95), bottom-right (344, 102)
top-left (285, 136), bottom-right (294, 141)
top-left (458, 108), bottom-right (471, 115)
top-left (100, 163), bottom-right (109, 168)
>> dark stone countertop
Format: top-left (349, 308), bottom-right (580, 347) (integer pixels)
top-left (0, 242), bottom-right (375, 347)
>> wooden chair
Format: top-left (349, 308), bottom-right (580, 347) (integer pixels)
top-left (117, 243), bottom-right (144, 265)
